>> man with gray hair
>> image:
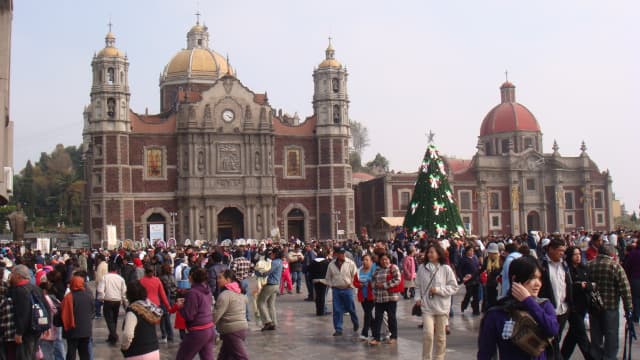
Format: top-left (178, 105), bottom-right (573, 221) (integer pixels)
top-left (9, 264), bottom-right (47, 359)
top-left (587, 244), bottom-right (633, 360)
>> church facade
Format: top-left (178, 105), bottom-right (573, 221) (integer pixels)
top-left (356, 81), bottom-right (614, 238)
top-left (82, 21), bottom-right (354, 246)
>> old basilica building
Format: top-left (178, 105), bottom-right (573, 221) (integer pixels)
top-left (355, 81), bottom-right (614, 239)
top-left (82, 20), bottom-right (354, 245)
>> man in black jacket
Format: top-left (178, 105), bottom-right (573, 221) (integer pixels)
top-left (539, 237), bottom-right (572, 360)
top-left (308, 249), bottom-right (331, 316)
top-left (10, 264), bottom-right (47, 360)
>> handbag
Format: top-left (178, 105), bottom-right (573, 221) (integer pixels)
top-left (411, 303), bottom-right (422, 316)
top-left (386, 265), bottom-right (405, 293)
top-left (510, 309), bottom-right (554, 357)
top-left (587, 284), bottom-right (604, 313)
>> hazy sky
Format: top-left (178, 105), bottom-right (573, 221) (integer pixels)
top-left (9, 1), bottom-right (639, 213)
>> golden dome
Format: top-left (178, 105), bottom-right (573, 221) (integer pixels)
top-left (190, 24), bottom-right (206, 33)
top-left (98, 46), bottom-right (124, 58)
top-left (318, 59), bottom-right (342, 69)
top-left (105, 31), bottom-right (116, 40)
top-left (165, 48), bottom-right (233, 78)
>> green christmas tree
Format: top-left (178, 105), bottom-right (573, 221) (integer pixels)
top-left (403, 141), bottom-right (465, 238)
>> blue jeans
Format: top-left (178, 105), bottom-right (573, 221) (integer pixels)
top-left (291, 271), bottom-right (303, 293)
top-left (54, 327), bottom-right (65, 360)
top-left (160, 305), bottom-right (174, 340)
top-left (332, 288), bottom-right (358, 332)
top-left (241, 279), bottom-right (250, 321)
top-left (94, 289), bottom-right (103, 317)
top-left (589, 309), bottom-right (619, 360)
top-left (40, 340), bottom-right (55, 360)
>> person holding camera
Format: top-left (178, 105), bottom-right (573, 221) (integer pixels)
top-left (415, 243), bottom-right (471, 360)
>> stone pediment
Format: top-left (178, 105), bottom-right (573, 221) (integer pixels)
top-left (185, 76), bottom-right (272, 131)
top-left (511, 151), bottom-right (545, 171)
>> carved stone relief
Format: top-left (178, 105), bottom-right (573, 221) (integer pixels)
top-left (197, 150), bottom-right (205, 171)
top-left (256, 214), bottom-right (263, 232)
top-left (203, 104), bottom-right (211, 122)
top-left (223, 77), bottom-right (234, 94)
top-left (215, 178), bottom-right (242, 189)
top-left (245, 105), bottom-right (252, 122)
top-left (217, 144), bottom-right (241, 173)
top-left (254, 151), bottom-right (261, 171)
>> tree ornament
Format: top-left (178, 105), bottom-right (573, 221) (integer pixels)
top-left (445, 190), bottom-right (454, 203)
top-left (457, 225), bottom-right (465, 236)
top-left (435, 224), bottom-right (448, 238)
top-left (411, 202), bottom-right (418, 215)
top-left (432, 201), bottom-right (446, 216)
top-left (429, 174), bottom-right (441, 189)
top-left (437, 160), bottom-right (446, 175)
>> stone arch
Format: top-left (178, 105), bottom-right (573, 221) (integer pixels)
top-left (140, 207), bottom-right (172, 243)
top-left (281, 203), bottom-right (310, 242)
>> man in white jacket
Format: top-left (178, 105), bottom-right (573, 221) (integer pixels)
top-left (324, 247), bottom-right (359, 336)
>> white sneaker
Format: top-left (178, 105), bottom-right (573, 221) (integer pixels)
top-left (158, 338), bottom-right (167, 344)
top-left (359, 335), bottom-right (369, 341)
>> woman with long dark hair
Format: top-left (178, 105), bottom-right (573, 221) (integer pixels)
top-left (560, 246), bottom-right (594, 360)
top-left (353, 253), bottom-right (376, 341)
top-left (416, 243), bottom-right (470, 360)
top-left (478, 256), bottom-right (559, 359)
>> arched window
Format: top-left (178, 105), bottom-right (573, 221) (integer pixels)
top-left (333, 105), bottom-right (341, 124)
top-left (107, 98), bottom-right (116, 118)
top-left (332, 78), bottom-right (340, 93)
top-left (107, 68), bottom-right (115, 84)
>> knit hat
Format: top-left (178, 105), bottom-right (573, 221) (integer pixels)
top-left (486, 243), bottom-right (500, 254)
top-left (12, 264), bottom-right (31, 279)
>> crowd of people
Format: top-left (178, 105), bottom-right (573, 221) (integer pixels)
top-left (0, 228), bottom-right (637, 359)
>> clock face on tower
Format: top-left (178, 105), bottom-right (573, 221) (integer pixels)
top-left (222, 109), bottom-right (235, 122)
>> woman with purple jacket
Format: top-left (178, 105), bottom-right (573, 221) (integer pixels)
top-left (477, 256), bottom-right (559, 360)
top-left (175, 267), bottom-right (215, 360)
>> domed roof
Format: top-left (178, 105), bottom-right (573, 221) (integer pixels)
top-left (164, 48), bottom-right (234, 79)
top-left (97, 30), bottom-right (124, 58)
top-left (98, 46), bottom-right (124, 58)
top-left (479, 82), bottom-right (541, 137)
top-left (318, 39), bottom-right (342, 69)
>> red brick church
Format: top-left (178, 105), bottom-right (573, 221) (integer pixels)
top-left (82, 20), bottom-right (354, 246)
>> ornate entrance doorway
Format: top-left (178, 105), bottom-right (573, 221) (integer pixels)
top-left (527, 211), bottom-right (540, 232)
top-left (147, 213), bottom-right (166, 244)
top-left (287, 208), bottom-right (305, 241)
top-left (217, 207), bottom-right (244, 242)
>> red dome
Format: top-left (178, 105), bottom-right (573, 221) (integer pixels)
top-left (480, 82), bottom-right (541, 136)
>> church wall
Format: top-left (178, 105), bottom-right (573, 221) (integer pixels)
top-left (545, 186), bottom-right (557, 232)
top-left (106, 135), bottom-right (118, 164)
top-left (106, 168), bottom-right (119, 192)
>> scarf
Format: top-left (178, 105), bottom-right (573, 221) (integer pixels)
top-left (224, 282), bottom-right (242, 294)
top-left (130, 299), bottom-right (163, 324)
top-left (61, 276), bottom-right (85, 331)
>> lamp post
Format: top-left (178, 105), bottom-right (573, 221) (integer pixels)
top-left (169, 211), bottom-right (178, 240)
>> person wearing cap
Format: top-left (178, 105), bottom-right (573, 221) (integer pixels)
top-left (481, 242), bottom-right (502, 312)
top-left (9, 264), bottom-right (48, 359)
top-left (324, 247), bottom-right (359, 336)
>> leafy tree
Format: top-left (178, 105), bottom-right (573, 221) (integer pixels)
top-left (349, 119), bottom-right (370, 157)
top-left (403, 142), bottom-right (465, 238)
top-left (349, 150), bottom-right (363, 172)
top-left (365, 153), bottom-right (389, 174)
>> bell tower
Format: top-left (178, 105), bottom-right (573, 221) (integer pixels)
top-left (82, 25), bottom-right (133, 245)
top-left (86, 26), bottom-right (130, 134)
top-left (312, 39), bottom-right (354, 240)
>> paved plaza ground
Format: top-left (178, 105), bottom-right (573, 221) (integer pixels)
top-left (86, 283), bottom-right (640, 360)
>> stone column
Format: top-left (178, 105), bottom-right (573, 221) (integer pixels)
top-left (555, 185), bottom-right (565, 233)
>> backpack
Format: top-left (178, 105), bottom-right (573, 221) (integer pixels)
top-left (30, 290), bottom-right (51, 335)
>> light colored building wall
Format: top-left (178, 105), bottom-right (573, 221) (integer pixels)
top-left (0, 0), bottom-right (13, 205)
